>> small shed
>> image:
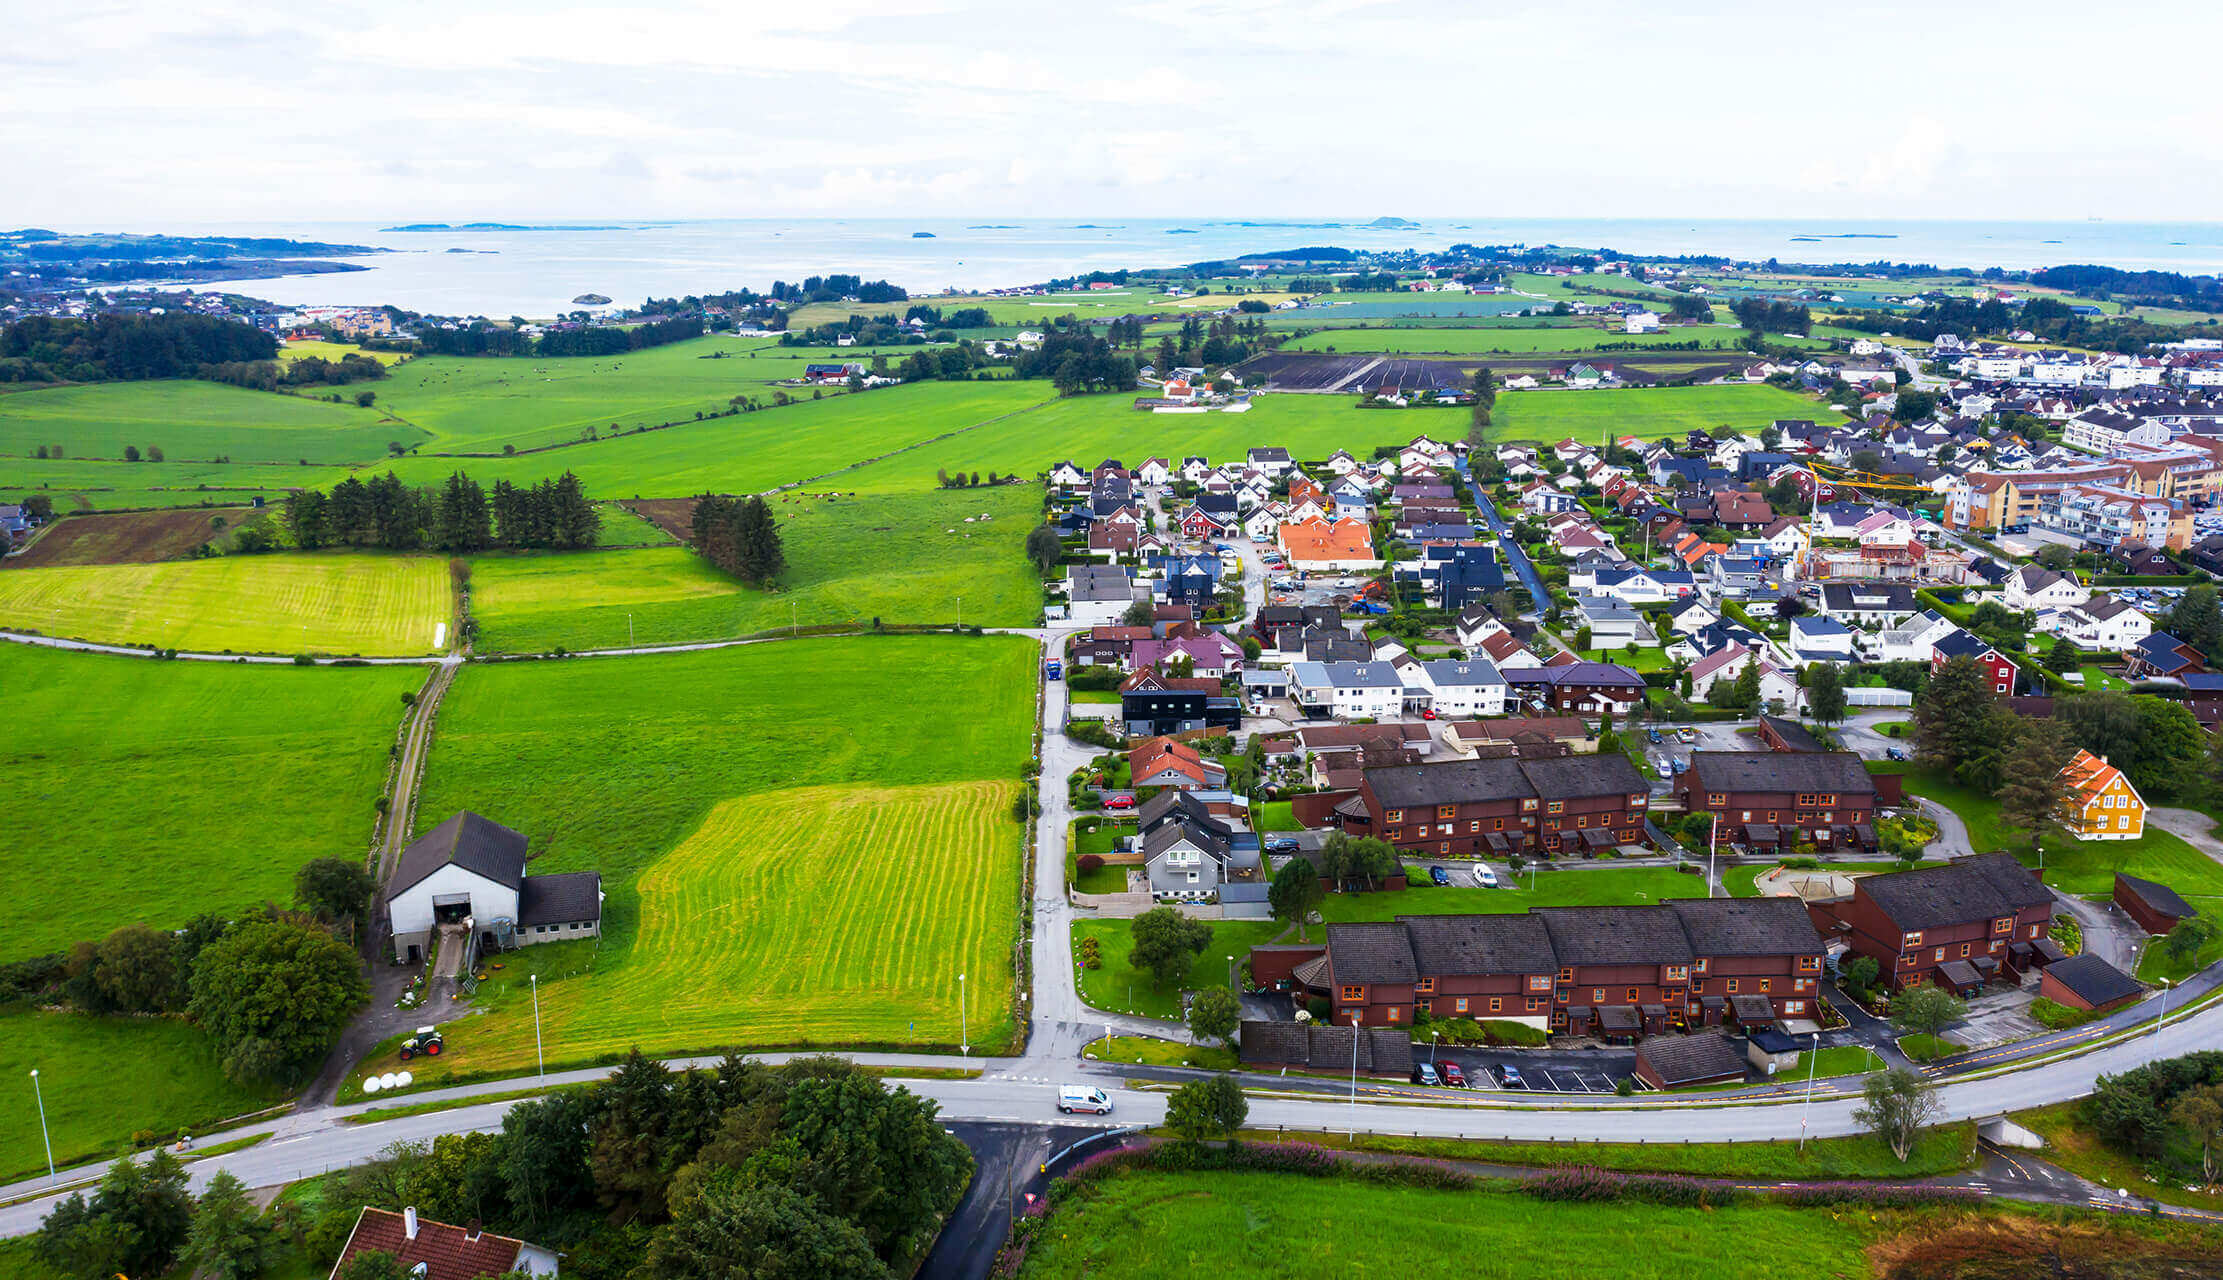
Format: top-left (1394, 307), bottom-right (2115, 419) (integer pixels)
top-left (2114, 873), bottom-right (2197, 937)
top-left (2039, 953), bottom-right (2143, 1013)
top-left (1634, 1033), bottom-right (1748, 1090)
top-left (1758, 715), bottom-right (1824, 753)
top-left (1745, 1026), bottom-right (1804, 1076)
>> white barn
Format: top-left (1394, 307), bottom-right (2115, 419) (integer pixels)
top-left (385, 812), bottom-right (603, 964)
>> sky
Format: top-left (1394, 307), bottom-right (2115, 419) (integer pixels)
top-left (6, 0), bottom-right (2222, 226)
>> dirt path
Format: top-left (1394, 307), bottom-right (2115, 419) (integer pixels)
top-left (374, 658), bottom-right (460, 885)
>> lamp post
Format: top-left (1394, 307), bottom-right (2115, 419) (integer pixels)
top-left (29, 1069), bottom-right (54, 1182)
top-left (627, 613), bottom-right (634, 646)
top-left (1429, 1030), bottom-right (1440, 1065)
top-left (2154, 977), bottom-right (2174, 1038)
top-left (1796, 1031), bottom-right (1820, 1153)
top-left (1348, 1011), bottom-right (1361, 1131)
top-left (959, 972), bottom-right (969, 1058)
top-left (529, 973), bottom-right (544, 1083)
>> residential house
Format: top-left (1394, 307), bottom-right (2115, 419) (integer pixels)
top-left (1290, 661), bottom-right (1408, 721)
top-left (1132, 631), bottom-right (1245, 676)
top-left (1352, 754), bottom-right (1650, 860)
top-left (1399, 542), bottom-right (1508, 610)
top-left (1788, 615), bottom-right (1856, 665)
top-left (1677, 752), bottom-right (1879, 852)
top-left (1065, 565), bottom-right (1148, 626)
top-left (1667, 896), bottom-right (1829, 1027)
top-left (1130, 736), bottom-right (1228, 790)
top-left (1247, 446), bottom-right (1295, 476)
top-left (332, 1207), bottom-right (560, 1280)
top-left (2126, 632), bottom-right (2205, 680)
top-left (1143, 806), bottom-right (1260, 903)
top-left (384, 813), bottom-right (602, 965)
top-left (1455, 609), bottom-right (1541, 669)
top-left (2033, 596), bottom-right (2152, 652)
top-left (1819, 582), bottom-right (1920, 627)
top-left (2002, 565), bottom-right (2087, 611)
top-left (1501, 662), bottom-right (1648, 715)
top-left (1074, 624), bottom-right (1154, 667)
top-left (1278, 517), bottom-right (1382, 571)
top-left (1439, 715), bottom-right (1598, 758)
top-left (1806, 853), bottom-right (2057, 993)
top-left (1409, 658), bottom-right (1509, 717)
top-left (1573, 595), bottom-right (1645, 649)
top-left (1687, 646), bottom-right (1801, 715)
top-left (2113, 873), bottom-right (2196, 936)
top-left (1932, 628), bottom-right (2020, 695)
top-left (1709, 556), bottom-right (1767, 599)
top-left (2058, 749), bottom-right (2144, 841)
top-left (1121, 674), bottom-right (1240, 737)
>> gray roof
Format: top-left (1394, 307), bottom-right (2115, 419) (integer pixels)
top-left (1417, 657), bottom-right (1505, 688)
top-left (1859, 852), bottom-right (2053, 932)
top-left (1367, 757), bottom-right (1535, 809)
top-left (1636, 1033), bottom-right (1748, 1087)
top-left (388, 811), bottom-right (528, 903)
top-left (1324, 921), bottom-right (1419, 984)
top-left (1292, 661), bottom-right (1405, 690)
top-left (1535, 906), bottom-right (1695, 966)
top-left (1513, 753), bottom-right (1648, 800)
top-left (518, 871), bottom-right (602, 926)
top-left (1669, 897), bottom-right (1824, 958)
top-left (1398, 913), bottom-right (1556, 975)
top-left (1686, 751), bottom-right (1874, 796)
top-left (2116, 873), bottom-right (2196, 921)
top-left (2045, 953), bottom-right (2143, 1008)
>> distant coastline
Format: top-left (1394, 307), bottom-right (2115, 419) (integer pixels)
top-left (381, 222), bottom-right (648, 232)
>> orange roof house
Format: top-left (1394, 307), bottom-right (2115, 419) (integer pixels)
top-left (331, 1207), bottom-right (557, 1280)
top-left (1130, 736), bottom-right (1227, 790)
top-left (2059, 749), bottom-right (2144, 841)
top-left (1277, 516), bottom-right (1381, 569)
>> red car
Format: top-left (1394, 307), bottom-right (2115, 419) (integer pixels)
top-left (1105, 794), bottom-right (1135, 810)
top-left (1439, 1062), bottom-right (1467, 1088)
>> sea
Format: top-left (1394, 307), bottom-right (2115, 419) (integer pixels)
top-left (164, 217), bottom-right (2223, 321)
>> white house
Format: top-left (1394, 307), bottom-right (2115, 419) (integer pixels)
top-left (1574, 595), bottom-right (1646, 649)
top-left (1687, 646), bottom-right (1802, 714)
top-left (2034, 596), bottom-right (2153, 652)
top-left (1136, 458), bottom-right (1173, 486)
top-left (1410, 658), bottom-right (1508, 717)
top-left (1625, 311), bottom-right (1661, 334)
top-left (1866, 609), bottom-right (1959, 662)
top-left (2002, 565), bottom-right (2087, 611)
top-left (1324, 449), bottom-right (1361, 475)
top-left (1289, 661), bottom-right (1406, 720)
top-left (1789, 615), bottom-right (1857, 664)
top-left (385, 812), bottom-right (603, 965)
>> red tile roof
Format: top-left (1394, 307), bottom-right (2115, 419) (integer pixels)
top-left (332, 1208), bottom-right (531, 1280)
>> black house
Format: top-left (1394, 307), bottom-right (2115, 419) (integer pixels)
top-left (1123, 690), bottom-right (1241, 737)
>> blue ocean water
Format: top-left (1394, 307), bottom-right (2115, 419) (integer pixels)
top-left (187, 217), bottom-right (2223, 320)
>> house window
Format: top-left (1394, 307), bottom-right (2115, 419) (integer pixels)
top-left (1416, 978), bottom-right (1435, 996)
top-left (1933, 947), bottom-right (1946, 962)
top-left (1489, 997), bottom-right (1503, 1014)
top-left (1726, 978), bottom-right (1739, 994)
top-left (1626, 987), bottom-right (1639, 1002)
top-left (1340, 985), bottom-right (1363, 1002)
top-left (1694, 958), bottom-right (1709, 975)
top-left (1707, 793), bottom-right (1726, 806)
top-left (1521, 798), bottom-right (1538, 812)
top-left (1558, 967), bottom-right (1574, 984)
top-left (1468, 821), bottom-right (1481, 833)
top-left (1821, 794), bottom-right (1838, 806)
top-left (1592, 988), bottom-right (1605, 1003)
top-left (2030, 923), bottom-right (2044, 939)
top-left (1437, 804), bottom-right (1457, 820)
top-left (1993, 917), bottom-right (2012, 934)
top-left (1576, 814), bottom-right (1589, 828)
top-left (1904, 931), bottom-right (1923, 947)
top-left (1959, 943), bottom-right (1971, 959)
top-left (1785, 1001), bottom-right (1805, 1015)
top-left (1385, 810), bottom-right (1404, 824)
top-left (1665, 966), bottom-right (1689, 983)
top-left (1527, 997), bottom-right (1546, 1013)
top-left (1547, 801), bottom-right (1565, 815)
top-left (1529, 975), bottom-right (1552, 992)
top-left (1759, 978), bottom-right (1772, 993)
top-left (1799, 956), bottom-right (1819, 972)
top-left (1454, 997), bottom-right (1469, 1014)
top-left (1440, 842), bottom-right (1451, 855)
top-left (1385, 1006), bottom-right (1401, 1024)
top-left (1493, 818), bottom-right (1505, 830)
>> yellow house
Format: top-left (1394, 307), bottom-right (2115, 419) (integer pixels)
top-left (2059, 749), bottom-right (2144, 841)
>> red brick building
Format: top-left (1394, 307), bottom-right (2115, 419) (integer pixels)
top-left (1354, 754), bottom-right (1650, 859)
top-left (1807, 853), bottom-right (2056, 993)
top-left (2114, 872), bottom-right (2197, 936)
top-left (1676, 751), bottom-right (1880, 852)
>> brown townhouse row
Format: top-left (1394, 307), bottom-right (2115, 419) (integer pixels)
top-left (1252, 895), bottom-right (1826, 1040)
top-left (1807, 852), bottom-right (2059, 994)
top-left (1675, 751), bottom-right (1882, 852)
top-left (1343, 754), bottom-right (1652, 859)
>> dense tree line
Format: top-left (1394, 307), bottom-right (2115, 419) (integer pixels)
top-left (0, 312), bottom-right (278, 382)
top-left (1730, 298), bottom-right (1812, 335)
top-left (1014, 331), bottom-right (1137, 394)
top-left (902, 303), bottom-right (992, 327)
top-left (2033, 264), bottom-right (2223, 313)
top-left (2084, 1052), bottom-right (2223, 1180)
top-left (285, 470), bottom-right (596, 551)
top-left (689, 493), bottom-right (786, 585)
top-left (1916, 654), bottom-right (2210, 807)
top-left (537, 315), bottom-right (703, 357)
top-left (768, 274), bottom-right (907, 304)
top-left (897, 344), bottom-right (990, 382)
top-left (200, 352), bottom-right (390, 391)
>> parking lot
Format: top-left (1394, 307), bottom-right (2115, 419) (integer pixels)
top-left (1411, 1043), bottom-right (1641, 1094)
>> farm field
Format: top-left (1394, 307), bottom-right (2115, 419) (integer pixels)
top-left (0, 454), bottom-right (321, 511)
top-left (1016, 1171), bottom-right (1878, 1280)
top-left (278, 338), bottom-right (409, 365)
top-left (382, 635), bottom-right (1036, 1079)
top-left (783, 287), bottom-right (1307, 331)
top-left (0, 551), bottom-right (451, 654)
top-left (1284, 324), bottom-right (1761, 354)
top-left (0, 1009), bottom-right (285, 1184)
top-left (5, 505), bottom-right (259, 566)
top-left (380, 378), bottom-right (1049, 498)
top-left (0, 379), bottom-right (416, 463)
top-left (1488, 383), bottom-right (1831, 444)
top-left (0, 643), bottom-right (419, 957)
top-left (468, 486), bottom-right (1039, 652)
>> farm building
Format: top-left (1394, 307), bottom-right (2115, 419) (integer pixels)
top-left (385, 811), bottom-right (603, 965)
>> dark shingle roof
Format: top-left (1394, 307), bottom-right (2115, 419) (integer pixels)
top-left (1366, 758), bottom-right (1534, 809)
top-left (1398, 913), bottom-right (1557, 975)
top-left (517, 871), bottom-right (602, 926)
top-left (1324, 922), bottom-right (1419, 984)
top-left (1535, 906), bottom-right (1694, 966)
top-left (387, 811), bottom-right (529, 903)
top-left (2117, 873), bottom-right (2196, 922)
top-left (1238, 1020), bottom-right (1310, 1066)
top-left (1859, 852), bottom-right (2051, 932)
top-left (1686, 751), bottom-right (1876, 796)
top-left (1669, 897), bottom-right (1824, 958)
top-left (1759, 715), bottom-right (1824, 752)
top-left (1637, 1033), bottom-right (1747, 1087)
top-left (2045, 953), bottom-right (2143, 1008)
top-left (1516, 753), bottom-right (1647, 800)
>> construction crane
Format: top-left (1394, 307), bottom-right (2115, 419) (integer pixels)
top-left (1805, 462), bottom-right (1944, 495)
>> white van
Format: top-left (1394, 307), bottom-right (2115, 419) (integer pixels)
top-left (1058, 1085), bottom-right (1113, 1115)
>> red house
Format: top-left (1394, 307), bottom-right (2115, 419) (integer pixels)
top-left (1931, 628), bottom-right (2019, 696)
top-left (1676, 751), bottom-right (1880, 852)
top-left (1807, 853), bottom-right (2056, 993)
top-left (1356, 754), bottom-right (1650, 860)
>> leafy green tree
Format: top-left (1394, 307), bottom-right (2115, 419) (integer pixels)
top-left (1188, 984), bottom-right (1239, 1044)
top-left (2170, 1085), bottom-right (2223, 1186)
top-left (1729, 662), bottom-right (1763, 714)
top-left (1855, 1068), bottom-right (1943, 1163)
top-left (38, 1149), bottom-right (195, 1279)
top-left (1268, 856), bottom-right (1324, 941)
top-left (188, 918), bottom-right (369, 1084)
top-left (182, 1171), bottom-right (280, 1280)
top-left (2037, 543), bottom-right (2076, 571)
top-left (1024, 523), bottom-right (1063, 576)
top-left (2165, 584), bottom-right (2223, 661)
top-left (294, 857), bottom-right (377, 938)
top-left (1129, 906), bottom-right (1211, 988)
top-left (776, 1069), bottom-right (973, 1263)
top-left (1841, 954), bottom-right (1880, 1001)
top-left (495, 1087), bottom-right (599, 1235)
top-left (1165, 1074), bottom-right (1248, 1145)
top-left (69, 923), bottom-right (184, 1013)
top-left (1889, 984), bottom-right (1968, 1039)
top-left (644, 1182), bottom-right (885, 1280)
top-left (589, 1049), bottom-right (678, 1220)
top-left (1807, 661), bottom-right (1846, 726)
top-left (337, 1252), bottom-right (409, 1280)
top-left (2164, 915), bottom-right (2221, 965)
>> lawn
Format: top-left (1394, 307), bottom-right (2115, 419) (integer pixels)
top-left (1072, 918), bottom-right (1283, 1020)
top-left (466, 486), bottom-right (1040, 652)
top-left (1257, 801), bottom-right (1302, 832)
top-left (592, 501), bottom-right (678, 546)
top-left (1896, 768), bottom-right (2223, 899)
top-left (1804, 1045), bottom-right (1885, 1079)
top-left (278, 337), bottom-right (410, 366)
top-left (1318, 867), bottom-right (1722, 923)
top-left (1574, 645), bottom-right (1673, 671)
top-left (374, 635), bottom-right (1037, 1082)
top-left (1084, 1035), bottom-right (1236, 1071)
top-left (2136, 897), bottom-right (2223, 983)
top-left (0, 453), bottom-right (315, 510)
top-left (0, 379), bottom-right (413, 464)
top-left (1303, 1121), bottom-right (1973, 1179)
top-left (1488, 384), bottom-right (1830, 445)
top-left (1284, 324), bottom-right (1760, 355)
top-left (0, 1008), bottom-right (286, 1184)
top-left (1016, 1170), bottom-right (1879, 1280)
top-left (0, 643), bottom-right (419, 956)
top-left (0, 551), bottom-right (452, 654)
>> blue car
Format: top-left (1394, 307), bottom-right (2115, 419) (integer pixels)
top-left (1429, 865), bottom-right (1450, 886)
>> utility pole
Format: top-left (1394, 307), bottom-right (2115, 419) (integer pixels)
top-left (2154, 977), bottom-right (2174, 1037)
top-left (1708, 816), bottom-right (1718, 898)
top-left (1797, 1031), bottom-right (1820, 1153)
top-left (959, 972), bottom-right (969, 1058)
top-left (29, 1069), bottom-right (54, 1182)
top-left (628, 613), bottom-right (634, 646)
top-left (1348, 1011), bottom-right (1361, 1131)
top-left (530, 973), bottom-right (544, 1083)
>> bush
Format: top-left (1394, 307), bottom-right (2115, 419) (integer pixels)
top-left (1077, 853), bottom-right (1105, 874)
top-left (1528, 1168), bottom-right (1739, 1208)
top-left (2031, 996), bottom-right (2097, 1031)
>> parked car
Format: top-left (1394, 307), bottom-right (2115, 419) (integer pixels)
top-left (1411, 1062), bottom-right (1440, 1087)
top-left (1886, 746), bottom-right (1908, 761)
top-left (1677, 728), bottom-right (1696, 743)
top-left (1265, 836), bottom-right (1300, 853)
top-left (1422, 708), bottom-right (1438, 720)
top-left (1057, 1085), bottom-right (1113, 1115)
top-left (1439, 1061), bottom-right (1467, 1088)
top-left (1498, 1064), bottom-right (1526, 1089)
top-left (1044, 660), bottom-right (1063, 680)
top-left (1471, 865), bottom-right (1499, 888)
top-left (1648, 728), bottom-right (1661, 744)
top-left (1104, 794), bottom-right (1135, 810)
top-left (1429, 865), bottom-right (1450, 886)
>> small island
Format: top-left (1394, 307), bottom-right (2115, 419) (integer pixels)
top-left (912, 231), bottom-right (937, 238)
top-left (1367, 216), bottom-right (1419, 228)
top-left (571, 293), bottom-right (612, 305)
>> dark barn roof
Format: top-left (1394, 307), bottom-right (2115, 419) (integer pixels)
top-left (2117, 873), bottom-right (2196, 922)
top-left (1398, 913), bottom-right (1557, 975)
top-left (1535, 906), bottom-right (1695, 966)
top-left (388, 811), bottom-right (529, 902)
top-left (1685, 751), bottom-right (1875, 796)
top-left (1637, 1033), bottom-right (1747, 1087)
top-left (518, 871), bottom-right (602, 927)
top-left (1323, 922), bottom-right (1419, 984)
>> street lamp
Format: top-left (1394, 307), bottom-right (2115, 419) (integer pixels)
top-left (529, 974), bottom-right (544, 1083)
top-left (1429, 1030), bottom-right (1439, 1065)
top-left (2154, 977), bottom-right (2174, 1037)
top-left (1796, 1031), bottom-right (1820, 1153)
top-left (1348, 1012), bottom-right (1361, 1130)
top-left (959, 972), bottom-right (969, 1058)
top-left (29, 1069), bottom-right (54, 1182)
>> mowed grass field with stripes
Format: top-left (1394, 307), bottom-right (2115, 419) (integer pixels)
top-left (0, 552), bottom-right (451, 654)
top-left (366, 634), bottom-right (1036, 1085)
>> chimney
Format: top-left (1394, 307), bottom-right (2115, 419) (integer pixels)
top-left (403, 1206), bottom-right (418, 1240)
top-left (465, 1218), bottom-right (482, 1242)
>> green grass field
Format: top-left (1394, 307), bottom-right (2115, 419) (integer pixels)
top-left (0, 552), bottom-right (451, 654)
top-left (783, 288), bottom-right (1307, 332)
top-left (278, 338), bottom-right (409, 366)
top-left (0, 1009), bottom-right (285, 1184)
top-left (1073, 919), bottom-right (1282, 1020)
top-left (1017, 1170), bottom-right (1879, 1280)
top-left (1284, 325), bottom-right (1760, 354)
top-left (1488, 384), bottom-right (1831, 445)
top-left (0, 643), bottom-right (419, 957)
top-left (1896, 769), bottom-right (2223, 899)
top-left (1303, 1122), bottom-right (1973, 1179)
top-left (1318, 866), bottom-right (1726, 923)
top-left (467, 487), bottom-right (1040, 652)
top-left (0, 454), bottom-right (315, 510)
top-left (378, 635), bottom-right (1036, 1080)
top-left (0, 380), bottom-right (415, 464)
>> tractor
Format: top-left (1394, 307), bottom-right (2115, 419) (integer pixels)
top-left (397, 1025), bottom-right (444, 1061)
